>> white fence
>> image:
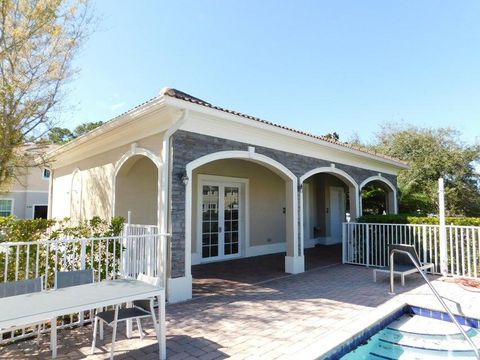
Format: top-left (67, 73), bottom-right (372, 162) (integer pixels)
top-left (343, 222), bottom-right (480, 278)
top-left (0, 224), bottom-right (165, 344)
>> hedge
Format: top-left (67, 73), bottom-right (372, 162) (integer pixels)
top-left (357, 214), bottom-right (480, 226)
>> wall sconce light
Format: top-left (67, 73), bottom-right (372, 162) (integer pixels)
top-left (179, 171), bottom-right (189, 185)
top-left (345, 212), bottom-right (351, 223)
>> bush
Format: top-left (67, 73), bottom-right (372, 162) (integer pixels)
top-left (0, 216), bottom-right (125, 243)
top-left (358, 214), bottom-right (480, 226)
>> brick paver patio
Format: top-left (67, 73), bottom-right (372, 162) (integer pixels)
top-left (1, 247), bottom-right (478, 359)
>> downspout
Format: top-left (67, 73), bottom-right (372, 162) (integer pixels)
top-left (160, 108), bottom-right (188, 291)
top-left (47, 168), bottom-right (53, 219)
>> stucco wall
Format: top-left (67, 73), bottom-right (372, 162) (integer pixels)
top-left (115, 157), bottom-right (158, 225)
top-left (191, 159), bottom-right (286, 255)
top-left (51, 133), bottom-right (164, 222)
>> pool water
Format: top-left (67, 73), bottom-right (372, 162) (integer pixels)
top-left (341, 313), bottom-right (480, 359)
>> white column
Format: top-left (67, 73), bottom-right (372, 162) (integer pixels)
top-left (438, 178), bottom-right (448, 276)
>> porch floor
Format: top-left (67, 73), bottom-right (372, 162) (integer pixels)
top-left (192, 245), bottom-right (342, 297)
top-left (2, 261), bottom-right (479, 359)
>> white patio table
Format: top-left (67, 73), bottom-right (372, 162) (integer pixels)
top-left (0, 278), bottom-right (166, 359)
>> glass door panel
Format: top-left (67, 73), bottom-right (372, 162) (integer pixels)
top-left (224, 186), bottom-right (240, 256)
top-left (201, 185), bottom-right (219, 258)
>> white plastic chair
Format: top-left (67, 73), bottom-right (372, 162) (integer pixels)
top-left (91, 274), bottom-right (161, 359)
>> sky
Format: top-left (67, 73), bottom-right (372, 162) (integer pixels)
top-left (59, 0), bottom-right (480, 145)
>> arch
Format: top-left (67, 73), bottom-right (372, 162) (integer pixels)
top-left (300, 166), bottom-right (359, 189)
top-left (359, 175), bottom-right (398, 215)
top-left (186, 150), bottom-right (297, 182)
top-left (359, 175), bottom-right (395, 192)
top-left (299, 166), bottom-right (360, 251)
top-left (184, 149), bottom-right (302, 278)
top-left (112, 145), bottom-right (163, 224)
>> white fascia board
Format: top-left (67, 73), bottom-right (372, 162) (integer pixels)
top-left (50, 104), bottom-right (173, 169)
top-left (166, 104), bottom-right (402, 175)
top-left (164, 97), bottom-right (408, 171)
top-left (47, 97), bottom-right (168, 165)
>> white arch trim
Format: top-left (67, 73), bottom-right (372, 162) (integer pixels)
top-left (359, 175), bottom-right (395, 192)
top-left (112, 145), bottom-right (163, 222)
top-left (359, 175), bottom-right (398, 214)
top-left (184, 150), bottom-right (302, 278)
top-left (186, 150), bottom-right (297, 182)
top-left (300, 166), bottom-right (359, 189)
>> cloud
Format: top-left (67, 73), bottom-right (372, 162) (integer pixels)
top-left (110, 102), bottom-right (125, 111)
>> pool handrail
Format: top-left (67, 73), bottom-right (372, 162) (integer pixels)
top-left (389, 248), bottom-right (480, 359)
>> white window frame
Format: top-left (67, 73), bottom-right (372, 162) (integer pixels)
top-left (0, 198), bottom-right (14, 217)
top-left (196, 174), bottom-right (249, 264)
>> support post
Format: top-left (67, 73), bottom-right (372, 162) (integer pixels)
top-left (438, 178), bottom-right (448, 276)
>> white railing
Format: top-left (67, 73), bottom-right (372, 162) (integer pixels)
top-left (0, 224), bottom-right (166, 344)
top-left (343, 222), bottom-right (480, 278)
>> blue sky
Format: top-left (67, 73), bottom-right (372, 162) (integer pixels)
top-left (60, 0), bottom-right (480, 144)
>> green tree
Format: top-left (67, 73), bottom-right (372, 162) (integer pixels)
top-left (73, 121), bottom-right (103, 137)
top-left (0, 0), bottom-right (92, 189)
top-left (47, 121), bottom-right (103, 144)
top-left (373, 123), bottom-right (480, 216)
top-left (48, 127), bottom-right (74, 144)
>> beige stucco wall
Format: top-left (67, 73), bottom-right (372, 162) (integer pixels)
top-left (115, 156), bottom-right (158, 225)
top-left (191, 159), bottom-right (286, 254)
top-left (50, 133), bottom-right (164, 222)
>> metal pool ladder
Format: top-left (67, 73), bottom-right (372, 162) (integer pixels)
top-left (389, 248), bottom-right (480, 359)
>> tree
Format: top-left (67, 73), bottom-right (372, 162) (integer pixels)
top-left (48, 127), bottom-right (74, 144)
top-left (372, 123), bottom-right (480, 216)
top-left (0, 0), bottom-right (92, 189)
top-left (73, 121), bottom-right (103, 137)
top-left (47, 121), bottom-right (103, 144)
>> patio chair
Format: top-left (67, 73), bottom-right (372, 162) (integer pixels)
top-left (373, 244), bottom-right (434, 286)
top-left (0, 277), bottom-right (44, 343)
top-left (91, 273), bottom-right (161, 359)
top-left (55, 269), bottom-right (94, 289)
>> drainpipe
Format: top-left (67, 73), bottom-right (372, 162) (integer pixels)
top-left (160, 109), bottom-right (188, 291)
top-left (47, 168), bottom-right (53, 219)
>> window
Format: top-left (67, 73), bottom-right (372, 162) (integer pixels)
top-left (43, 168), bottom-right (51, 179)
top-left (0, 199), bottom-right (13, 217)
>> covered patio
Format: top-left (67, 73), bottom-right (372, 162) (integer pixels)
top-left (2, 260), bottom-right (477, 359)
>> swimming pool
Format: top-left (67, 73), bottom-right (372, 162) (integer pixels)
top-left (323, 306), bottom-right (480, 359)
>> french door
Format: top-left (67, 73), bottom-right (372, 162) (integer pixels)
top-left (200, 180), bottom-right (241, 261)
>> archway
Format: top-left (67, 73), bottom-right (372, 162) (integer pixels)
top-left (184, 148), bottom-right (302, 282)
top-left (114, 155), bottom-right (159, 225)
top-left (359, 176), bottom-right (397, 215)
top-left (299, 167), bottom-right (359, 249)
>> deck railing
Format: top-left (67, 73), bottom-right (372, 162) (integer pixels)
top-left (0, 224), bottom-right (166, 344)
top-left (343, 222), bottom-right (480, 278)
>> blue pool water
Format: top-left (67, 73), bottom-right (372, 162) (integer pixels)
top-left (341, 313), bottom-right (480, 359)
top-left (324, 306), bottom-right (480, 360)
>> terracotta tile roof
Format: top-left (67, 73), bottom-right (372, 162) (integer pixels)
top-left (161, 88), bottom-right (407, 166)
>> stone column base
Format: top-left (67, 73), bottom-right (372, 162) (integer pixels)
top-left (167, 275), bottom-right (192, 303)
top-left (285, 255), bottom-right (305, 274)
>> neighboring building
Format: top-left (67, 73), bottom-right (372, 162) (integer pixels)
top-left (47, 88), bottom-right (408, 302)
top-left (0, 144), bottom-right (57, 219)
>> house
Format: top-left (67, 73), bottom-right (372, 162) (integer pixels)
top-left (46, 88), bottom-right (408, 302)
top-left (0, 144), bottom-right (57, 219)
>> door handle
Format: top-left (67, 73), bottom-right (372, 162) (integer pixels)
top-left (219, 226), bottom-right (222, 233)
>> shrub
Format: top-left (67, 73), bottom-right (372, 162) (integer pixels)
top-left (358, 214), bottom-right (480, 226)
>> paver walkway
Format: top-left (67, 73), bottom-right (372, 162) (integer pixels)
top-left (1, 258), bottom-right (478, 359)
